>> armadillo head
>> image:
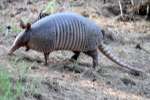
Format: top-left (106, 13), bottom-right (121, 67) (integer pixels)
top-left (8, 20), bottom-right (31, 55)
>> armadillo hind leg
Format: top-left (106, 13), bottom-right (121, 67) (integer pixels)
top-left (84, 50), bottom-right (98, 69)
top-left (70, 51), bottom-right (81, 62)
top-left (25, 46), bottom-right (30, 51)
top-left (44, 52), bottom-right (50, 65)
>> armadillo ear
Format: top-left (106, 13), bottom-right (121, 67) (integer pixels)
top-left (26, 23), bottom-right (31, 30)
top-left (20, 20), bottom-right (26, 29)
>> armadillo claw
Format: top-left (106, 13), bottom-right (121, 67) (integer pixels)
top-left (129, 69), bottom-right (143, 77)
top-left (8, 52), bottom-right (12, 55)
top-left (7, 51), bottom-right (14, 56)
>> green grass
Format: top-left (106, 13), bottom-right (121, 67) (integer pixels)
top-left (0, 24), bottom-right (21, 38)
top-left (8, 54), bottom-right (47, 99)
top-left (0, 26), bottom-right (3, 33)
top-left (0, 57), bottom-right (32, 100)
top-left (0, 24), bottom-right (21, 33)
top-left (10, 57), bottom-right (31, 81)
top-left (11, 25), bottom-right (22, 33)
top-left (9, 57), bottom-right (43, 98)
top-left (43, 0), bottom-right (59, 14)
top-left (0, 65), bottom-right (22, 100)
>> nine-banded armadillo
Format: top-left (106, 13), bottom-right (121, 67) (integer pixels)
top-left (8, 12), bottom-right (142, 75)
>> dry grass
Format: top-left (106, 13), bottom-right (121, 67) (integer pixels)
top-left (0, 0), bottom-right (150, 100)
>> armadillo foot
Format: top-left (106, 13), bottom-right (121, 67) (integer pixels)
top-left (71, 51), bottom-right (80, 61)
top-left (42, 61), bottom-right (48, 66)
top-left (44, 63), bottom-right (47, 66)
top-left (129, 69), bottom-right (143, 77)
top-left (69, 58), bottom-right (77, 63)
top-left (25, 47), bottom-right (30, 51)
top-left (8, 52), bottom-right (14, 56)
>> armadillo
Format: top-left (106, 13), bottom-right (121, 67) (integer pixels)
top-left (8, 12), bottom-right (142, 75)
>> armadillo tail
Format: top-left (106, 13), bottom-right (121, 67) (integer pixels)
top-left (98, 43), bottom-right (143, 76)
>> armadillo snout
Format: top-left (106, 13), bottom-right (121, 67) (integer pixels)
top-left (8, 46), bottom-right (15, 55)
top-left (8, 44), bottom-right (20, 55)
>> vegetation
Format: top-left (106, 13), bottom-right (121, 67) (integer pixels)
top-left (0, 0), bottom-right (149, 100)
top-left (43, 0), bottom-right (59, 14)
top-left (0, 65), bottom-right (22, 100)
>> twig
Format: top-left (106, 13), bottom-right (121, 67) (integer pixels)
top-left (119, 0), bottom-right (123, 17)
top-left (59, 0), bottom-right (70, 12)
top-left (141, 0), bottom-right (144, 4)
top-left (145, 4), bottom-right (149, 19)
top-left (130, 0), bottom-right (134, 6)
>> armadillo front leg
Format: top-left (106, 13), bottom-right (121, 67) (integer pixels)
top-left (44, 52), bottom-right (50, 65)
top-left (84, 50), bottom-right (98, 69)
top-left (25, 45), bottom-right (30, 51)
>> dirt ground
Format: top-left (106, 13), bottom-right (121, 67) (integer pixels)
top-left (0, 0), bottom-right (150, 100)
